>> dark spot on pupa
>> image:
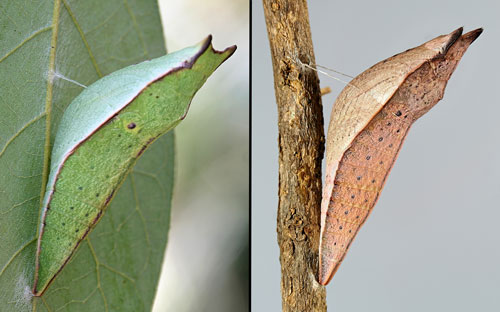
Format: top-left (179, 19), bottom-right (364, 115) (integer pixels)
top-left (128, 145), bottom-right (132, 148)
top-left (78, 186), bottom-right (83, 190)
top-left (334, 242), bottom-right (337, 246)
top-left (149, 93), bottom-right (153, 96)
top-left (96, 193), bottom-right (99, 197)
top-left (372, 179), bottom-right (376, 183)
top-left (85, 213), bottom-right (89, 217)
top-left (378, 137), bottom-right (383, 142)
top-left (387, 122), bottom-right (391, 126)
top-left (389, 144), bottom-right (393, 148)
top-left (345, 210), bottom-right (349, 215)
top-left (379, 161), bottom-right (383, 165)
top-left (366, 155), bottom-right (371, 160)
top-left (395, 110), bottom-right (402, 116)
top-left (349, 230), bottom-right (352, 233)
top-left (155, 95), bottom-right (159, 99)
top-left (356, 176), bottom-right (361, 181)
top-left (75, 229), bottom-right (79, 233)
top-left (127, 122), bottom-right (136, 129)
top-left (396, 129), bottom-right (400, 133)
top-left (351, 195), bottom-right (355, 199)
top-left (62, 222), bottom-right (65, 226)
top-left (356, 215), bottom-right (360, 219)
top-left (118, 134), bottom-right (121, 138)
top-left (404, 115), bottom-right (408, 119)
top-left (364, 199), bottom-right (368, 203)
top-left (339, 226), bottom-right (343, 230)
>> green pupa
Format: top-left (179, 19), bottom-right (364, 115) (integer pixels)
top-left (33, 36), bottom-right (235, 295)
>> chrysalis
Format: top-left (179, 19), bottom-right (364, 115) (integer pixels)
top-left (319, 28), bottom-right (482, 285)
top-left (33, 36), bottom-right (236, 295)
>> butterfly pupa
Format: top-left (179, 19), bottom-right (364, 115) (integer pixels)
top-left (319, 27), bottom-right (482, 285)
top-left (33, 36), bottom-right (236, 296)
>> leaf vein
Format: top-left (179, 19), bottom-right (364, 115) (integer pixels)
top-left (130, 174), bottom-right (151, 274)
top-left (61, 0), bottom-right (103, 77)
top-left (0, 26), bottom-right (52, 64)
top-left (123, 0), bottom-right (148, 57)
top-left (86, 238), bottom-right (109, 312)
top-left (0, 195), bottom-right (40, 216)
top-left (0, 237), bottom-right (36, 279)
top-left (100, 262), bottom-right (135, 283)
top-left (0, 113), bottom-right (46, 159)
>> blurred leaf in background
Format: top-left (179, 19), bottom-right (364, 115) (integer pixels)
top-left (153, 0), bottom-right (249, 311)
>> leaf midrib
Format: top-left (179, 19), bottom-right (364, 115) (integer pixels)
top-left (38, 0), bottom-right (62, 223)
top-left (33, 1), bottom-right (62, 310)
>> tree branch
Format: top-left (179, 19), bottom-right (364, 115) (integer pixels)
top-left (263, 1), bottom-right (327, 311)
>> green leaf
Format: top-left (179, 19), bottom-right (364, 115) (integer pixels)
top-left (0, 0), bottom-right (177, 310)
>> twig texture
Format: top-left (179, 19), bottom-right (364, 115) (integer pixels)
top-left (263, 1), bottom-right (327, 311)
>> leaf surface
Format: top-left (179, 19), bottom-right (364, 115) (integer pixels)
top-left (0, 0), bottom-right (173, 310)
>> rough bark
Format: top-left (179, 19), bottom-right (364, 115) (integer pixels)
top-left (263, 1), bottom-right (327, 311)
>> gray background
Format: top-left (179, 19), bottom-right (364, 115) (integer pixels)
top-left (252, 1), bottom-right (500, 311)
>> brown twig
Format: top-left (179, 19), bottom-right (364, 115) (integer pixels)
top-left (263, 0), bottom-right (327, 311)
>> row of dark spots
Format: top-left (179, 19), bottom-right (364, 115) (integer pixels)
top-left (343, 209), bottom-right (362, 232)
top-left (332, 225), bottom-right (354, 247)
top-left (326, 208), bottom-right (359, 220)
top-left (78, 186), bottom-right (100, 199)
top-left (364, 155), bottom-right (383, 170)
top-left (341, 207), bottom-right (359, 229)
top-left (60, 222), bottom-right (80, 233)
top-left (116, 133), bottom-right (134, 148)
top-left (64, 207), bottom-right (89, 218)
top-left (149, 93), bottom-right (160, 99)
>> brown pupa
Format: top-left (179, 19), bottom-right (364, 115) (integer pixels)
top-left (319, 27), bottom-right (482, 285)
